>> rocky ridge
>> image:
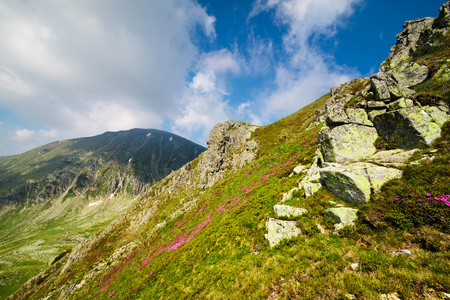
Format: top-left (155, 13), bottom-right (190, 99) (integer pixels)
top-left (265, 1), bottom-right (450, 245)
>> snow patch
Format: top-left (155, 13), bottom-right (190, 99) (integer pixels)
top-left (170, 137), bottom-right (173, 142)
top-left (147, 133), bottom-right (152, 137)
top-left (88, 200), bottom-right (103, 207)
top-left (128, 158), bottom-right (132, 163)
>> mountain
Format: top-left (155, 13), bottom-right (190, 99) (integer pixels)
top-left (0, 129), bottom-right (205, 299)
top-left (5, 2), bottom-right (450, 299)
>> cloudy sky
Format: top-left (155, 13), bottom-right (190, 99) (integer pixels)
top-left (0, 0), bottom-right (445, 156)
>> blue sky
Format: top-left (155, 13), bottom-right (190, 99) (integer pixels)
top-left (0, 0), bottom-right (445, 156)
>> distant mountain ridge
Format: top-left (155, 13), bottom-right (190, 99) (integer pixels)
top-left (0, 128), bottom-right (205, 209)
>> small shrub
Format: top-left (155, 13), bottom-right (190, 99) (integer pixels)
top-left (374, 136), bottom-right (398, 151)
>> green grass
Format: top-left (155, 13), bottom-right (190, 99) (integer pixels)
top-left (5, 29), bottom-right (450, 297)
top-left (7, 88), bottom-right (446, 300)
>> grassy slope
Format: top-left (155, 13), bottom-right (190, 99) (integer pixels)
top-left (11, 77), bottom-right (449, 299)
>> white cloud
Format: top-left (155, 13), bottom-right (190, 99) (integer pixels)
top-left (172, 49), bottom-right (241, 143)
top-left (250, 0), bottom-right (361, 122)
top-left (11, 128), bottom-right (35, 142)
top-left (0, 0), bottom-right (216, 154)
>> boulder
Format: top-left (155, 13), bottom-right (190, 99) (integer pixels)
top-left (326, 207), bottom-right (358, 232)
top-left (423, 106), bottom-right (449, 127)
top-left (320, 163), bottom-right (403, 204)
top-left (265, 218), bottom-right (301, 248)
top-left (318, 124), bottom-right (378, 163)
top-left (326, 108), bottom-right (373, 127)
top-left (274, 205), bottom-right (308, 218)
top-left (368, 109), bottom-right (387, 122)
top-left (293, 165), bottom-right (306, 175)
top-left (389, 62), bottom-right (429, 87)
top-left (373, 107), bottom-right (442, 149)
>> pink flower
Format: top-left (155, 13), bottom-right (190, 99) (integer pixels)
top-left (426, 193), bottom-right (431, 196)
top-left (409, 193), bottom-right (413, 196)
top-left (418, 198), bottom-right (423, 201)
top-left (395, 198), bottom-right (401, 201)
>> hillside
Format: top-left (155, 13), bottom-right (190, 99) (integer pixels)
top-left (6, 2), bottom-right (450, 299)
top-left (0, 129), bottom-right (205, 299)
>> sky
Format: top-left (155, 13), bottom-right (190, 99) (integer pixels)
top-left (0, 0), bottom-right (446, 156)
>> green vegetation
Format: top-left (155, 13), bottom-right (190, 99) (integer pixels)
top-left (8, 88), bottom-right (448, 299)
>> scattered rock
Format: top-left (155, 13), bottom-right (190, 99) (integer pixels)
top-left (293, 165), bottom-right (306, 174)
top-left (316, 224), bottom-right (326, 234)
top-left (326, 207), bottom-right (358, 232)
top-left (274, 205), bottom-right (308, 218)
top-left (393, 249), bottom-right (412, 256)
top-left (379, 292), bottom-right (401, 300)
top-left (265, 218), bottom-right (301, 248)
top-left (350, 263), bottom-right (359, 271)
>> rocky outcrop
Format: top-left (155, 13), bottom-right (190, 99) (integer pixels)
top-left (380, 18), bottom-right (435, 72)
top-left (301, 2), bottom-right (450, 205)
top-left (196, 120), bottom-right (259, 188)
top-left (154, 120), bottom-right (259, 195)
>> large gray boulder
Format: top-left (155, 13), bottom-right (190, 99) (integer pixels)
top-left (326, 108), bottom-right (373, 127)
top-left (320, 163), bottom-right (403, 204)
top-left (265, 218), bottom-right (301, 248)
top-left (318, 124), bottom-right (378, 163)
top-left (274, 205), bottom-right (307, 218)
top-left (373, 107), bottom-right (442, 149)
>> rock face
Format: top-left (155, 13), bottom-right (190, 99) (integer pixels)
top-left (318, 125), bottom-right (378, 163)
top-left (265, 218), bottom-right (301, 248)
top-left (196, 120), bottom-right (259, 188)
top-left (154, 120), bottom-right (259, 195)
top-left (374, 107), bottom-right (443, 148)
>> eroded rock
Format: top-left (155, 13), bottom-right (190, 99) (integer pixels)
top-left (320, 163), bottom-right (403, 204)
top-left (318, 124), bottom-right (378, 163)
top-left (373, 107), bottom-right (442, 149)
